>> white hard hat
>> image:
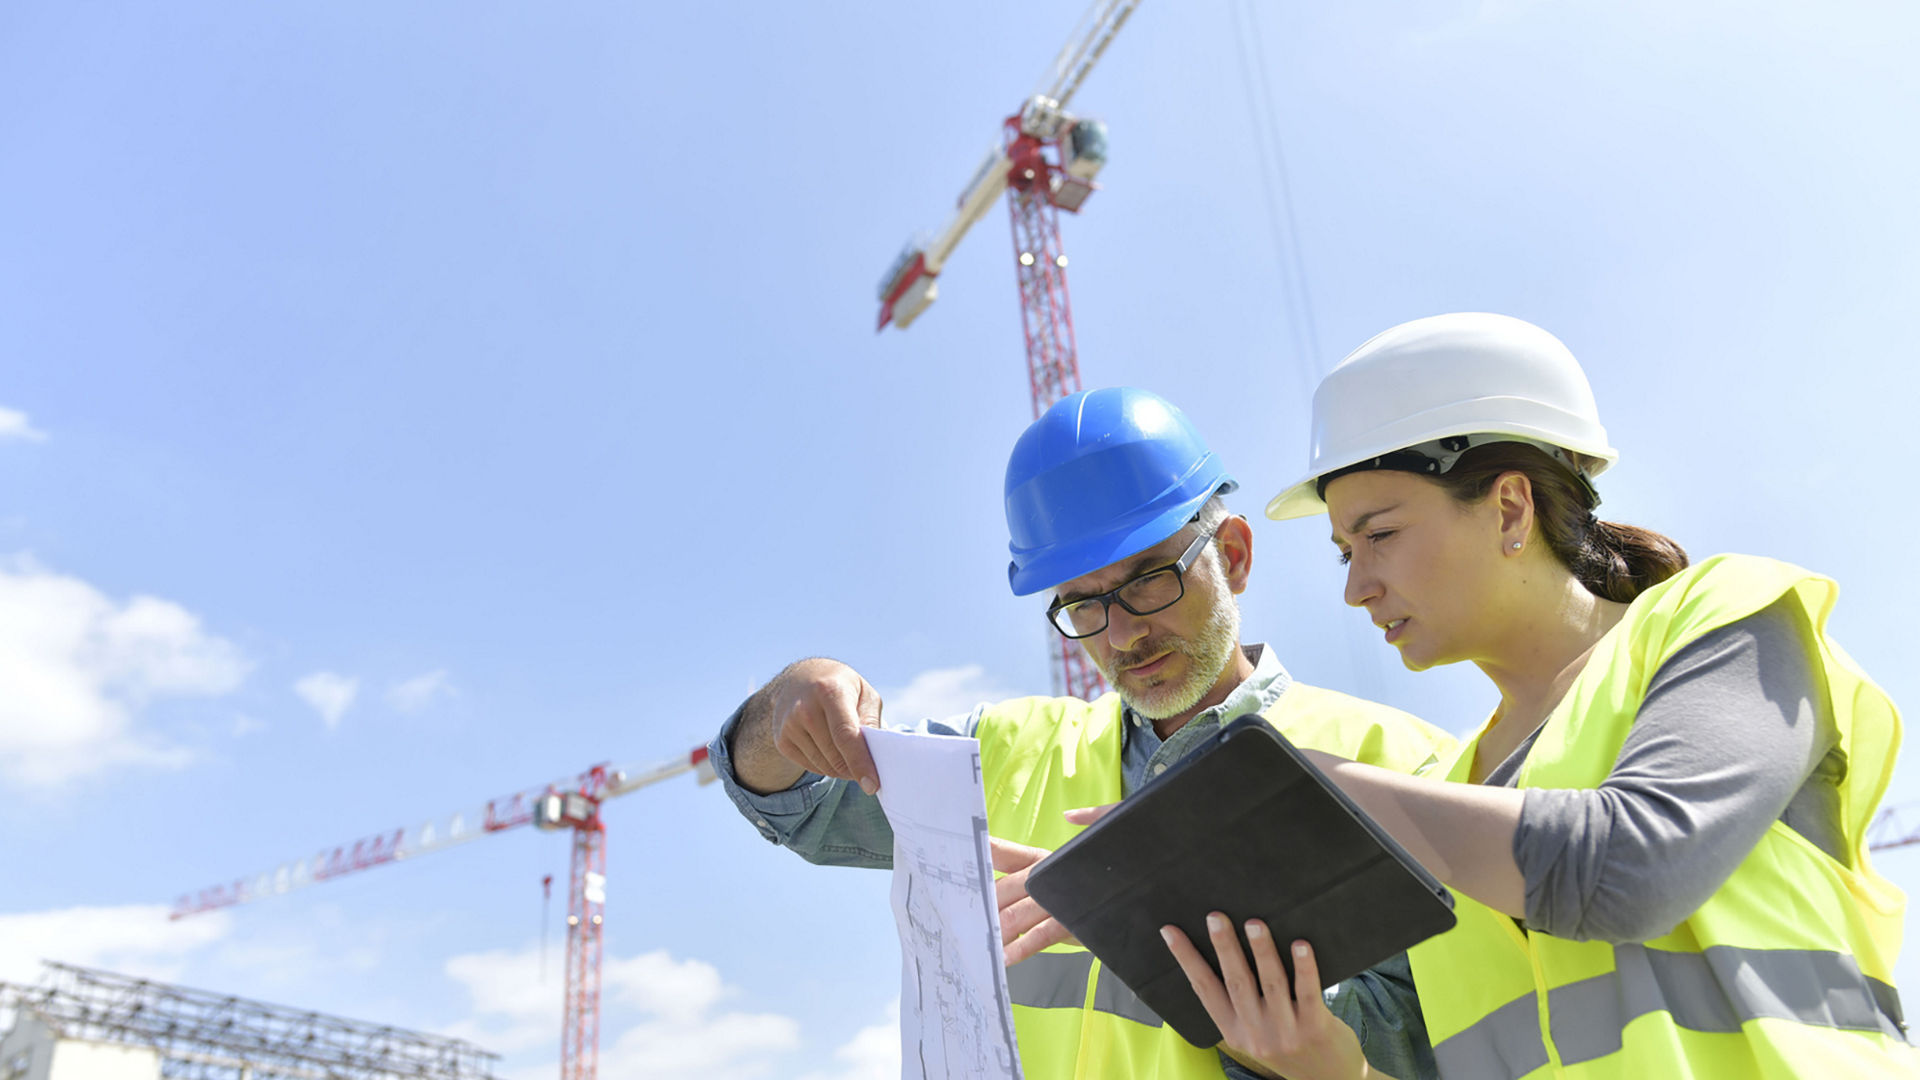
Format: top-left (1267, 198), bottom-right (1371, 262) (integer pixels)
top-left (1265, 312), bottom-right (1618, 520)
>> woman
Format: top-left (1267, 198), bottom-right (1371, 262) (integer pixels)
top-left (1155, 313), bottom-right (1911, 1078)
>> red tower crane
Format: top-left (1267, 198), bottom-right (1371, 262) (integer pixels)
top-left (169, 744), bottom-right (716, 1080)
top-left (1868, 800), bottom-right (1920, 852)
top-left (874, 0), bottom-right (1143, 700)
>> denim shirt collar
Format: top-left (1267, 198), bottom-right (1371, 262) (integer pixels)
top-left (1120, 642), bottom-right (1293, 761)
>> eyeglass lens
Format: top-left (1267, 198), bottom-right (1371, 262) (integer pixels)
top-left (1051, 567), bottom-right (1185, 637)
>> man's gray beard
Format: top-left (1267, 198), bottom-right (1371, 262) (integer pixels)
top-left (1099, 573), bottom-right (1243, 721)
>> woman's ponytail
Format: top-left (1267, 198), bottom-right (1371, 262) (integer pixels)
top-left (1576, 517), bottom-right (1690, 603)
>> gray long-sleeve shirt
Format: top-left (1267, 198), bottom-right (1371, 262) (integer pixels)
top-left (1497, 594), bottom-right (1843, 941)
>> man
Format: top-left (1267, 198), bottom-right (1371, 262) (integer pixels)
top-left (711, 387), bottom-right (1452, 1079)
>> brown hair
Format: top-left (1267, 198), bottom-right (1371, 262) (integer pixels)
top-left (1433, 443), bottom-right (1689, 603)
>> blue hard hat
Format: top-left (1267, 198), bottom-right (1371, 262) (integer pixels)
top-left (1005, 387), bottom-right (1237, 596)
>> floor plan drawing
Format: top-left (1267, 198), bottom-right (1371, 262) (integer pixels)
top-left (867, 728), bottom-right (1023, 1080)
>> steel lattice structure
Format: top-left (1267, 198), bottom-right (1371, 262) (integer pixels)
top-left (558, 771), bottom-right (608, 1080)
top-left (1003, 121), bottom-right (1105, 701)
top-left (0, 963), bottom-right (497, 1080)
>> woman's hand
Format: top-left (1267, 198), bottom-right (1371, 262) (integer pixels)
top-left (1161, 914), bottom-right (1382, 1080)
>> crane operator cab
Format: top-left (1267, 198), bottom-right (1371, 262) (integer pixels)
top-left (1064, 119), bottom-right (1109, 179)
top-left (1051, 118), bottom-right (1108, 212)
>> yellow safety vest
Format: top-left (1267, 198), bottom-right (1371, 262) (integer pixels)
top-left (1409, 554), bottom-right (1915, 1079)
top-left (979, 682), bottom-right (1454, 1080)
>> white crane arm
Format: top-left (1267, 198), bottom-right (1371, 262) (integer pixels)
top-left (925, 146), bottom-right (1012, 275)
top-left (1034, 0), bottom-right (1142, 112)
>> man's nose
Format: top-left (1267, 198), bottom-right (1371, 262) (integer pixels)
top-left (1104, 601), bottom-right (1150, 651)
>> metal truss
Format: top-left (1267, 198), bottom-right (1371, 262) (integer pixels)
top-left (0, 963), bottom-right (497, 1080)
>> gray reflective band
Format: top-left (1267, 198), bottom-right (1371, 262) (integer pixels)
top-left (1549, 945), bottom-right (1909, 1064)
top-left (1005, 950), bottom-right (1167, 1028)
top-left (1432, 991), bottom-right (1549, 1080)
top-left (1006, 951), bottom-right (1092, 1011)
top-left (1091, 968), bottom-right (1165, 1028)
top-left (1434, 944), bottom-right (1910, 1079)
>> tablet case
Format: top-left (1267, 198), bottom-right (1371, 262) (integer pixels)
top-left (1023, 714), bottom-right (1456, 1048)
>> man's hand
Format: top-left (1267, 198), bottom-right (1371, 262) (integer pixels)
top-left (732, 658), bottom-right (884, 796)
top-left (992, 837), bottom-right (1078, 966)
top-left (992, 802), bottom-right (1121, 965)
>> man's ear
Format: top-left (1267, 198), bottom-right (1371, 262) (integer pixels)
top-left (1217, 515), bottom-right (1254, 595)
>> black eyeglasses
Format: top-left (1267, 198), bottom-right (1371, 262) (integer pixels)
top-left (1045, 522), bottom-right (1221, 639)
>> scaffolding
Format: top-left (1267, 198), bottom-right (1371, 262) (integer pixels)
top-left (0, 964), bottom-right (497, 1080)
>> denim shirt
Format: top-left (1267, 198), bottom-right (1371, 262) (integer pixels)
top-left (710, 644), bottom-right (1435, 1080)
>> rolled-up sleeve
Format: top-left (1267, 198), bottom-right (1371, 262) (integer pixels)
top-left (709, 699), bottom-right (986, 869)
top-left (1325, 952), bottom-right (1435, 1079)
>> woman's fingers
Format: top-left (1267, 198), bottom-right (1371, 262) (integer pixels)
top-left (1245, 920), bottom-right (1294, 1007)
top-left (1287, 935), bottom-right (1326, 1007)
top-left (1160, 924), bottom-right (1241, 1039)
top-left (1206, 912), bottom-right (1264, 1017)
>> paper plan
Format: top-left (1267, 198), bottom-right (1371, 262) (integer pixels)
top-left (866, 727), bottom-right (1024, 1080)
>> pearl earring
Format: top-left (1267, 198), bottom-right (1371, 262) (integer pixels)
top-left (1511, 541), bottom-right (1522, 551)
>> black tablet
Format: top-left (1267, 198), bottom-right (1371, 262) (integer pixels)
top-left (1023, 714), bottom-right (1456, 1048)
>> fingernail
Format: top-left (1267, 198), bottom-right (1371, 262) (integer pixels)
top-left (1293, 941), bottom-right (1310, 957)
top-left (859, 776), bottom-right (878, 795)
top-left (1206, 912), bottom-right (1226, 932)
top-left (1160, 926), bottom-right (1177, 946)
top-left (1246, 921), bottom-right (1266, 939)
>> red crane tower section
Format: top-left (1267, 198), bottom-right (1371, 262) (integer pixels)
top-left (1003, 115), bottom-right (1104, 701)
top-left (169, 745), bottom-right (715, 1080)
top-left (876, 0), bottom-right (1140, 700)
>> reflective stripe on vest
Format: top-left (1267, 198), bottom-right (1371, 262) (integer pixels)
top-left (1436, 944), bottom-right (1909, 1078)
top-left (1008, 950), bottom-right (1166, 1028)
top-left (1432, 990), bottom-right (1550, 1080)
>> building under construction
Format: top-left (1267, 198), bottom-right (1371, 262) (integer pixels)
top-left (0, 964), bottom-right (495, 1080)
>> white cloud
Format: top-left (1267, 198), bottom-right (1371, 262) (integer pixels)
top-left (0, 557), bottom-right (249, 786)
top-left (387, 669), bottom-right (454, 714)
top-left (441, 944), bottom-right (559, 1053)
top-left (0, 407), bottom-right (47, 443)
top-left (443, 943), bottom-right (807, 1079)
top-left (599, 1008), bottom-right (801, 1080)
top-left (797, 1000), bottom-right (899, 1080)
top-left (881, 664), bottom-right (1016, 725)
top-left (295, 672), bottom-right (359, 730)
top-left (0, 904), bottom-right (232, 985)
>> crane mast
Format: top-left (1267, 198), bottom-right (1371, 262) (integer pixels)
top-left (876, 0), bottom-right (1141, 699)
top-left (170, 745), bottom-right (715, 1080)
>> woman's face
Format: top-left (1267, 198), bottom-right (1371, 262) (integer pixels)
top-left (1323, 469), bottom-right (1510, 670)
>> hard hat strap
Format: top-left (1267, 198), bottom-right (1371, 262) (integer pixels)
top-left (1315, 434), bottom-right (1601, 509)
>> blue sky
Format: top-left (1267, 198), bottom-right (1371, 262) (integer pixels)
top-left (2, 1), bottom-right (1917, 1076)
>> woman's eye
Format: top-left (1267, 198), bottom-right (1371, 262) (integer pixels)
top-left (1367, 529), bottom-right (1397, 544)
top-left (1336, 550), bottom-right (1352, 566)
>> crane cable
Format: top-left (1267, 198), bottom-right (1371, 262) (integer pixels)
top-left (1227, 0), bottom-right (1388, 690)
top-left (1227, 0), bottom-right (1323, 400)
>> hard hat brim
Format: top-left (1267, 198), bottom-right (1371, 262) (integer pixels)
top-left (1010, 478), bottom-right (1238, 596)
top-left (1265, 426), bottom-right (1618, 521)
